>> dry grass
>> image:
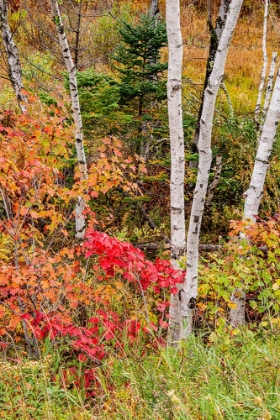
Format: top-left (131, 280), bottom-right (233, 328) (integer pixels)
top-left (179, 3), bottom-right (280, 113)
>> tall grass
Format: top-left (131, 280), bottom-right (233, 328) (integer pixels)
top-left (0, 329), bottom-right (279, 419)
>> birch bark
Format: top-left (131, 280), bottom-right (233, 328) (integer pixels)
top-left (50, 0), bottom-right (87, 239)
top-left (150, 0), bottom-right (159, 16)
top-left (180, 0), bottom-right (244, 339)
top-left (244, 67), bottom-right (280, 222)
top-left (229, 67), bottom-right (280, 327)
top-left (0, 0), bottom-right (27, 112)
top-left (166, 0), bottom-right (186, 344)
top-left (255, 0), bottom-right (269, 119)
top-left (192, 0), bottom-right (230, 151)
top-left (264, 52), bottom-right (277, 113)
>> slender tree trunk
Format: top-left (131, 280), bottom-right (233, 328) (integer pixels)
top-left (229, 66), bottom-right (280, 327)
top-left (0, 0), bottom-right (27, 112)
top-left (264, 52), bottom-right (277, 113)
top-left (50, 0), bottom-right (87, 239)
top-left (192, 0), bottom-right (230, 151)
top-left (180, 0), bottom-right (244, 339)
top-left (166, 0), bottom-right (186, 345)
top-left (205, 154), bottom-right (223, 208)
top-left (74, 0), bottom-right (83, 70)
top-left (150, 0), bottom-right (159, 16)
top-left (139, 0), bottom-right (160, 161)
top-left (244, 67), bottom-right (280, 221)
top-left (255, 0), bottom-right (269, 120)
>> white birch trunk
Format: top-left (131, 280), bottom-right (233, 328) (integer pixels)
top-left (166, 0), bottom-right (186, 344)
top-left (191, 0), bottom-right (230, 155)
top-left (0, 0), bottom-right (27, 112)
top-left (264, 52), bottom-right (277, 113)
top-left (150, 0), bottom-right (159, 16)
top-left (180, 0), bottom-right (244, 339)
top-left (50, 0), bottom-right (87, 239)
top-left (244, 67), bottom-right (280, 222)
top-left (229, 66), bottom-right (280, 327)
top-left (216, 0), bottom-right (231, 39)
top-left (255, 0), bottom-right (269, 119)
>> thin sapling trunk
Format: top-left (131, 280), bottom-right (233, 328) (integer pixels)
top-left (0, 0), bottom-right (27, 112)
top-left (50, 0), bottom-right (88, 239)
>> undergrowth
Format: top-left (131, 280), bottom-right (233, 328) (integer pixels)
top-left (0, 330), bottom-right (279, 419)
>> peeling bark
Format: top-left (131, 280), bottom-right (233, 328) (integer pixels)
top-left (50, 0), bottom-right (88, 239)
top-left (0, 0), bottom-right (27, 112)
top-left (181, 0), bottom-right (244, 339)
top-left (166, 0), bottom-right (186, 345)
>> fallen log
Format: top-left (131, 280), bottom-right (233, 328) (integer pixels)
top-left (134, 242), bottom-right (268, 254)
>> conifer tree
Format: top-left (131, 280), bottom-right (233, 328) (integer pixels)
top-left (112, 14), bottom-right (167, 118)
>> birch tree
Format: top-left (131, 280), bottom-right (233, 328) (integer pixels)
top-left (150, 0), bottom-right (159, 16)
top-left (192, 0), bottom-right (230, 151)
top-left (255, 0), bottom-right (269, 120)
top-left (50, 0), bottom-right (87, 239)
top-left (0, 0), bottom-right (27, 112)
top-left (179, 0), bottom-right (244, 339)
top-left (166, 0), bottom-right (186, 344)
top-left (229, 67), bottom-right (280, 326)
top-left (264, 52), bottom-right (277, 113)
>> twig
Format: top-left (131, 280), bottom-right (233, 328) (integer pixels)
top-left (205, 154), bottom-right (223, 207)
top-left (136, 201), bottom-right (171, 244)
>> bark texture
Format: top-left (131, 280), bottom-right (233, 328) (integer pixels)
top-left (264, 52), bottom-right (277, 113)
top-left (255, 0), bottom-right (269, 119)
top-left (50, 0), bottom-right (87, 239)
top-left (0, 0), bottom-right (27, 112)
top-left (150, 0), bottom-right (159, 16)
top-left (181, 0), bottom-right (244, 339)
top-left (166, 0), bottom-right (186, 344)
top-left (229, 67), bottom-right (280, 327)
top-left (192, 0), bottom-right (230, 150)
top-left (244, 67), bottom-right (280, 222)
top-left (74, 0), bottom-right (83, 69)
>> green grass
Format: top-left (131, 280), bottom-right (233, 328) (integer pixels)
top-left (0, 330), bottom-right (279, 419)
top-left (0, 353), bottom-right (93, 419)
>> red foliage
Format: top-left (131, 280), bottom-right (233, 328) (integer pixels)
top-left (84, 229), bottom-right (185, 293)
top-left (0, 103), bottom-right (185, 395)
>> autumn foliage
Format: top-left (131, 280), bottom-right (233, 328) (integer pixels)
top-left (0, 102), bottom-right (184, 372)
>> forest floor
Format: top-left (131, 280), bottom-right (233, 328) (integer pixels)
top-left (0, 329), bottom-right (279, 419)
